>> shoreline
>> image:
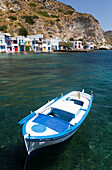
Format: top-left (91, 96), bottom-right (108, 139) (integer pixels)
top-left (0, 49), bottom-right (111, 55)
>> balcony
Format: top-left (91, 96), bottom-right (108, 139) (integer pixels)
top-left (0, 42), bottom-right (5, 46)
top-left (6, 43), bottom-right (12, 46)
top-left (19, 42), bottom-right (25, 46)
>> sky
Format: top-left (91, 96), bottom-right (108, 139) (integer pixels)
top-left (58, 0), bottom-right (112, 31)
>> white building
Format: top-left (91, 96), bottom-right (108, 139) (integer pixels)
top-left (16, 36), bottom-right (25, 52)
top-left (0, 33), bottom-right (19, 53)
top-left (88, 42), bottom-right (94, 50)
top-left (0, 32), bottom-right (6, 53)
top-left (4, 33), bottom-right (12, 53)
top-left (42, 39), bottom-right (52, 52)
top-left (24, 38), bottom-right (32, 51)
top-left (42, 38), bottom-right (60, 52)
top-left (11, 37), bottom-right (18, 52)
top-left (27, 34), bottom-right (43, 52)
top-left (72, 41), bottom-right (83, 50)
top-left (51, 38), bottom-right (60, 51)
top-left (0, 33), bottom-right (61, 53)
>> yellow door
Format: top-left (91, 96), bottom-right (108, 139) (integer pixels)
top-left (43, 47), bottom-right (46, 51)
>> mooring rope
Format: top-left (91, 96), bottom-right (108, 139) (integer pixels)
top-left (23, 154), bottom-right (29, 170)
top-left (23, 134), bottom-right (30, 170)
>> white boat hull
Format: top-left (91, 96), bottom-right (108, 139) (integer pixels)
top-left (25, 126), bottom-right (80, 155)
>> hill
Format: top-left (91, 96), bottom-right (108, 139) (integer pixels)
top-left (0, 0), bottom-right (106, 44)
top-left (105, 30), bottom-right (112, 45)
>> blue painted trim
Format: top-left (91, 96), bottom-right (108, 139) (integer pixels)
top-left (18, 112), bottom-right (36, 125)
top-left (23, 95), bottom-right (93, 140)
top-left (22, 121), bottom-right (27, 136)
top-left (80, 109), bottom-right (87, 111)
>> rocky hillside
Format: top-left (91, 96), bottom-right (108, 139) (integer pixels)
top-left (0, 0), bottom-right (107, 44)
top-left (105, 31), bottom-right (112, 45)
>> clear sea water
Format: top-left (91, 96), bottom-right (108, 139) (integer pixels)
top-left (0, 51), bottom-right (112, 170)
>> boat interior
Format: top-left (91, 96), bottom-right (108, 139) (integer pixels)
top-left (25, 91), bottom-right (91, 137)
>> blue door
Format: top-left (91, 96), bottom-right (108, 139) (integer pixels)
top-left (48, 47), bottom-right (50, 51)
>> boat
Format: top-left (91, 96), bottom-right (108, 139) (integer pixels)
top-left (18, 90), bottom-right (93, 155)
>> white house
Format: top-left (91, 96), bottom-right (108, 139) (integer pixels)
top-left (24, 38), bottom-right (32, 51)
top-left (42, 39), bottom-right (52, 52)
top-left (27, 34), bottom-right (43, 52)
top-left (42, 38), bottom-right (60, 52)
top-left (88, 42), bottom-right (94, 50)
top-left (16, 36), bottom-right (25, 52)
top-left (0, 32), bottom-right (6, 53)
top-left (51, 38), bottom-right (60, 51)
top-left (72, 41), bottom-right (83, 50)
top-left (4, 33), bottom-right (12, 53)
top-left (11, 37), bottom-right (18, 52)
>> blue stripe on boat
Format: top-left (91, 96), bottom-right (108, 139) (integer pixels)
top-left (33, 114), bottom-right (72, 133)
top-left (18, 112), bottom-right (36, 125)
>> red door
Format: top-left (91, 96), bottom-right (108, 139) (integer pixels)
top-left (15, 46), bottom-right (18, 52)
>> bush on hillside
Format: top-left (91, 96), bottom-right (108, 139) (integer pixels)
top-left (58, 9), bottom-right (63, 12)
top-left (56, 18), bottom-right (60, 22)
top-left (29, 3), bottom-right (36, 7)
top-left (51, 15), bottom-right (59, 18)
top-left (0, 25), bottom-right (7, 31)
top-left (21, 16), bottom-right (35, 25)
top-left (50, 20), bottom-right (55, 25)
top-left (10, 10), bottom-right (16, 13)
top-left (39, 6), bottom-right (44, 9)
top-left (8, 16), bottom-right (17, 20)
top-left (67, 11), bottom-right (74, 15)
top-left (18, 23), bottom-right (23, 27)
top-left (18, 27), bottom-right (28, 37)
top-left (64, 11), bottom-right (74, 15)
top-left (33, 15), bottom-right (39, 19)
top-left (37, 11), bottom-right (50, 17)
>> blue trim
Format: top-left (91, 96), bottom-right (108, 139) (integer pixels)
top-left (22, 121), bottom-right (27, 136)
top-left (23, 96), bottom-right (93, 140)
top-left (18, 112), bottom-right (36, 125)
top-left (80, 108), bottom-right (87, 111)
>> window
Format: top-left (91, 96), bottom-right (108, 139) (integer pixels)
top-left (1, 46), bottom-right (5, 49)
top-left (48, 42), bottom-right (50, 45)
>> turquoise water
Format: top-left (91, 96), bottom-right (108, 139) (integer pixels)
top-left (0, 51), bottom-right (112, 170)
